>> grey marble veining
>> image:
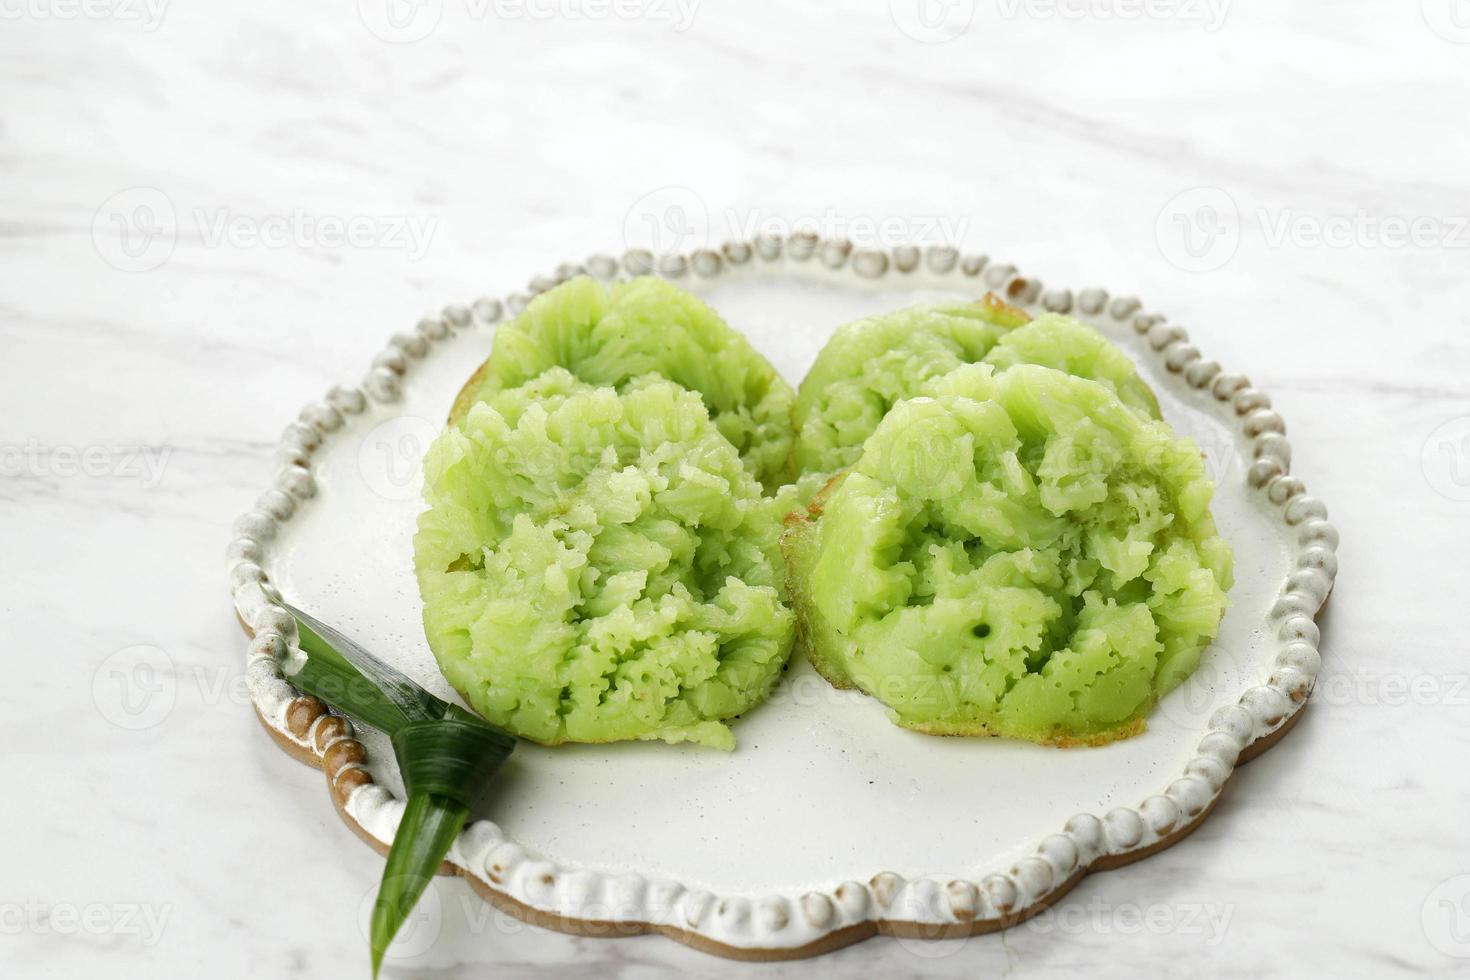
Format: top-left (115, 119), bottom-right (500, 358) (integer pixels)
top-left (2, 1), bottom-right (1468, 977)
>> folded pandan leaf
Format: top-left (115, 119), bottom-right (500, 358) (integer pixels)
top-left (280, 602), bottom-right (515, 978)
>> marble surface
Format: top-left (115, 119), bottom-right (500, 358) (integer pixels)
top-left (2, 2), bottom-right (1468, 977)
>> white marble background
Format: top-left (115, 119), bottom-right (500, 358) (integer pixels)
top-left (3, 0), bottom-right (1469, 977)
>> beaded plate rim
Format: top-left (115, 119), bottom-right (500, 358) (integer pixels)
top-left (225, 234), bottom-right (1336, 961)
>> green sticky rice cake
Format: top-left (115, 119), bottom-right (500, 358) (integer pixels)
top-left (450, 276), bottom-right (796, 491)
top-left (416, 368), bottom-right (795, 750)
top-left (791, 294), bottom-right (1159, 480)
top-left (979, 312), bottom-right (1160, 421)
top-left (782, 363), bottom-right (1231, 746)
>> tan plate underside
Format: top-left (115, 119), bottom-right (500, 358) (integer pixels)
top-left (242, 596), bottom-right (1321, 962)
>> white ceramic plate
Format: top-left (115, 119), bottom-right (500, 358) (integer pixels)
top-left (227, 238), bottom-right (1336, 959)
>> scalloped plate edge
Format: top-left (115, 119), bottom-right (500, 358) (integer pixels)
top-left (226, 236), bottom-right (1336, 959)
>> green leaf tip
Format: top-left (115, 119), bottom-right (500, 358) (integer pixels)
top-left (276, 603), bottom-right (515, 978)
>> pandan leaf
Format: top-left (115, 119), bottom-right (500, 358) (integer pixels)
top-left (287, 623), bottom-right (408, 735)
top-left (285, 602), bottom-right (443, 723)
top-left (278, 605), bottom-right (515, 978)
top-left (369, 793), bottom-right (468, 978)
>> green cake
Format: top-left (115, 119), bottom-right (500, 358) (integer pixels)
top-left (782, 363), bottom-right (1231, 745)
top-left (450, 276), bottom-right (796, 491)
top-left (791, 295), bottom-right (1160, 480)
top-left (417, 276), bottom-right (1230, 750)
top-left (416, 369), bottom-right (795, 750)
